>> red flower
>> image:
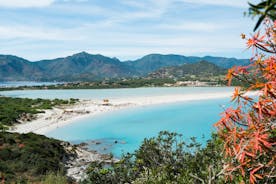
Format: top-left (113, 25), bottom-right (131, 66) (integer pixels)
top-left (247, 32), bottom-right (265, 47)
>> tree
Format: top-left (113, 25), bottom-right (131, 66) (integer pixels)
top-left (215, 1), bottom-right (276, 183)
top-left (248, 0), bottom-right (276, 31)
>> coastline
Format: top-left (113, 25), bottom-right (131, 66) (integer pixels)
top-left (8, 90), bottom-right (260, 181)
top-left (10, 90), bottom-right (259, 135)
top-left (10, 91), bottom-right (237, 135)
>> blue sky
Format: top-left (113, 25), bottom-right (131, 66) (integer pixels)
top-left (0, 0), bottom-right (257, 61)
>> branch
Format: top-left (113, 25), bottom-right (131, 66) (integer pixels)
top-left (189, 173), bottom-right (205, 184)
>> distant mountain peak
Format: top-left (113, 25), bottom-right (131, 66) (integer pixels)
top-left (70, 51), bottom-right (91, 57)
top-left (0, 53), bottom-right (249, 82)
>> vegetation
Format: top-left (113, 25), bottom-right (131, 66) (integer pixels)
top-left (147, 61), bottom-right (228, 86)
top-left (0, 77), bottom-right (225, 92)
top-left (0, 132), bottom-right (75, 183)
top-left (40, 172), bottom-right (68, 184)
top-left (82, 131), bottom-right (225, 184)
top-left (0, 97), bottom-right (78, 183)
top-left (0, 1), bottom-right (274, 184)
top-left (0, 97), bottom-right (78, 126)
top-left (148, 61), bottom-right (227, 80)
top-left (248, 0), bottom-right (276, 31)
top-left (81, 1), bottom-right (276, 184)
top-left (215, 1), bottom-right (276, 183)
top-left (0, 78), bottom-right (178, 91)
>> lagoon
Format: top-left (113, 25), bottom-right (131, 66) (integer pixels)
top-left (1, 87), bottom-right (234, 157)
top-left (47, 98), bottom-right (230, 157)
top-left (0, 86), bottom-right (233, 99)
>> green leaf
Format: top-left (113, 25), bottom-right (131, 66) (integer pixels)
top-left (249, 2), bottom-right (265, 9)
top-left (265, 2), bottom-right (276, 14)
top-left (254, 14), bottom-right (265, 31)
top-left (256, 1), bottom-right (269, 8)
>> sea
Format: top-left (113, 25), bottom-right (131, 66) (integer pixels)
top-left (0, 83), bottom-right (234, 157)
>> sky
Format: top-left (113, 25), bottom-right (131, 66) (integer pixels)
top-left (0, 0), bottom-right (258, 61)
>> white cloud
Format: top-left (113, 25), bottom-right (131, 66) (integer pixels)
top-left (0, 25), bottom-right (85, 41)
top-left (0, 0), bottom-right (54, 8)
top-left (58, 0), bottom-right (88, 2)
top-left (179, 0), bottom-right (257, 8)
top-left (0, 0), bottom-right (254, 60)
top-left (158, 22), bottom-right (223, 32)
top-left (122, 0), bottom-right (252, 10)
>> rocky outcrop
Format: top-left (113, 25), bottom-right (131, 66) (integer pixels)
top-left (62, 142), bottom-right (119, 181)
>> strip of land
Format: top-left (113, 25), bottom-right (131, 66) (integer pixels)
top-left (10, 91), bottom-right (245, 135)
top-left (6, 90), bottom-right (260, 181)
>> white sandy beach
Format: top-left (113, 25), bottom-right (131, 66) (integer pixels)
top-left (10, 90), bottom-right (259, 135)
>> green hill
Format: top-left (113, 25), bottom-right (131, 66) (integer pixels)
top-left (126, 54), bottom-right (248, 75)
top-left (148, 61), bottom-right (227, 80)
top-left (0, 52), bottom-right (248, 81)
top-left (0, 132), bottom-right (75, 183)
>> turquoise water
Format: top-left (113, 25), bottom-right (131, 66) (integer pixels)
top-left (0, 87), bottom-right (233, 99)
top-left (1, 87), bottom-right (234, 157)
top-left (47, 98), bottom-right (230, 157)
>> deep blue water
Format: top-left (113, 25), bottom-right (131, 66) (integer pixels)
top-left (47, 98), bottom-right (230, 157)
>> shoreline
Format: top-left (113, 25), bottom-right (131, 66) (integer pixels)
top-left (10, 90), bottom-right (259, 135)
top-left (8, 90), bottom-right (260, 181)
top-left (0, 84), bottom-right (229, 91)
top-left (10, 91), bottom-right (238, 135)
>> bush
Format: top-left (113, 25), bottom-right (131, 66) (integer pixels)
top-left (0, 132), bottom-right (73, 183)
top-left (0, 97), bottom-right (78, 126)
top-left (82, 131), bottom-right (225, 184)
top-left (41, 172), bottom-right (68, 184)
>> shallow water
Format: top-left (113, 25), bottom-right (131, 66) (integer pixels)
top-left (1, 87), bottom-right (234, 157)
top-left (47, 98), bottom-right (231, 157)
top-left (0, 86), bottom-right (233, 100)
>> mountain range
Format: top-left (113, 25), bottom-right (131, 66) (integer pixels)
top-left (0, 52), bottom-right (249, 81)
top-left (148, 61), bottom-right (227, 79)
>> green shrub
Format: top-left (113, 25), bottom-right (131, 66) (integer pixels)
top-left (82, 131), bottom-right (226, 184)
top-left (0, 97), bottom-right (79, 126)
top-left (0, 132), bottom-right (73, 183)
top-left (41, 172), bottom-right (68, 184)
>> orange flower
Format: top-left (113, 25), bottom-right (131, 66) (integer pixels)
top-left (226, 68), bottom-right (236, 86)
top-left (246, 32), bottom-right (265, 48)
top-left (232, 87), bottom-right (241, 102)
top-left (216, 12), bottom-right (275, 184)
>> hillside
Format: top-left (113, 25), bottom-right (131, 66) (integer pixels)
top-left (0, 132), bottom-right (75, 183)
top-left (36, 52), bottom-right (138, 81)
top-left (126, 54), bottom-right (248, 75)
top-left (0, 52), bottom-right (249, 81)
top-left (0, 55), bottom-right (44, 81)
top-left (148, 61), bottom-right (227, 79)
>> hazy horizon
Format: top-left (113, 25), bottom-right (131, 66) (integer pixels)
top-left (1, 51), bottom-right (250, 62)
